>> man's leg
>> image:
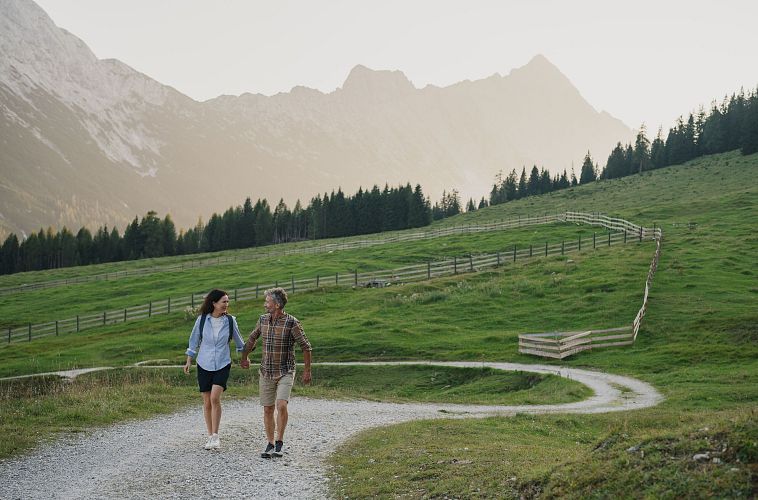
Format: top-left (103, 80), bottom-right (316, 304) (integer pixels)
top-left (263, 405), bottom-right (276, 444)
top-left (275, 399), bottom-right (289, 441)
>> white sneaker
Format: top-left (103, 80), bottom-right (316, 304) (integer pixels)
top-left (210, 434), bottom-right (220, 450)
top-left (204, 436), bottom-right (214, 450)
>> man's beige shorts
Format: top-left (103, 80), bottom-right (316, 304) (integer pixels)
top-left (259, 372), bottom-right (295, 406)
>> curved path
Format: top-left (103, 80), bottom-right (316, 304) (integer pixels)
top-left (0, 362), bottom-right (662, 499)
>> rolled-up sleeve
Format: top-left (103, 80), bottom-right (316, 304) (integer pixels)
top-left (185, 316), bottom-right (202, 358)
top-left (231, 316), bottom-right (245, 353)
top-left (292, 320), bottom-right (312, 352)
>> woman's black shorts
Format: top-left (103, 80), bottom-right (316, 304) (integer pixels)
top-left (197, 363), bottom-right (231, 392)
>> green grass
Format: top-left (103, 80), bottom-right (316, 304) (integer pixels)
top-left (0, 223), bottom-right (610, 327)
top-left (0, 151), bottom-right (756, 497)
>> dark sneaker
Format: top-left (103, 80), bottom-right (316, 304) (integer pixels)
top-left (273, 440), bottom-right (283, 457)
top-left (261, 442), bottom-right (275, 459)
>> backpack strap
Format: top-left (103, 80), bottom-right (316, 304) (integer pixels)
top-left (199, 313), bottom-right (208, 343)
top-left (199, 313), bottom-right (234, 343)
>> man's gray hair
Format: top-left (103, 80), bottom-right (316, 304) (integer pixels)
top-left (265, 287), bottom-right (288, 308)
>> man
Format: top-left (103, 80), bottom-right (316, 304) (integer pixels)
top-left (240, 287), bottom-right (312, 458)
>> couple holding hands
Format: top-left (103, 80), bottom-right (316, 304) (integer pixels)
top-left (183, 287), bottom-right (312, 458)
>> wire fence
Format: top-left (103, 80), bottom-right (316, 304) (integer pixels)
top-left (3, 211), bottom-right (659, 345)
top-left (518, 213), bottom-right (663, 359)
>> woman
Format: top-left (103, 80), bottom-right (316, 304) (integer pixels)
top-left (183, 288), bottom-right (245, 450)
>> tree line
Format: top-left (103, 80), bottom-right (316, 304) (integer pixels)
top-left (0, 183), bottom-right (432, 275)
top-left (601, 86), bottom-right (758, 179)
top-left (482, 85), bottom-right (758, 209)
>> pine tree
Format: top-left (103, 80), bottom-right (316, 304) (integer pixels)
top-left (0, 233), bottom-right (19, 274)
top-left (650, 128), bottom-right (666, 169)
top-left (579, 152), bottom-right (597, 184)
top-left (466, 198), bottom-right (476, 212)
top-left (740, 89), bottom-right (758, 155)
top-left (162, 214), bottom-right (177, 256)
top-left (633, 126), bottom-right (651, 174)
top-left (517, 167), bottom-right (527, 198)
top-left (528, 165), bottom-right (540, 196)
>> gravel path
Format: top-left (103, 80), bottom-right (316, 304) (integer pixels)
top-left (0, 361), bottom-right (662, 499)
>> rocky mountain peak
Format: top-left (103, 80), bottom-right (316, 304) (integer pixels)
top-left (341, 64), bottom-right (415, 94)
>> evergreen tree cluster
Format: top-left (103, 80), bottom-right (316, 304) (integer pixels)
top-left (488, 162), bottom-right (578, 207)
top-left (602, 86), bottom-right (758, 179)
top-left (0, 183), bottom-right (432, 275)
top-left (431, 189), bottom-right (462, 220)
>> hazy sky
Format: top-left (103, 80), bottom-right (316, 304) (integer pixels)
top-left (34, 0), bottom-right (758, 132)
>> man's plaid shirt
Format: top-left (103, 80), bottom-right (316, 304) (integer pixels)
top-left (245, 312), bottom-right (312, 379)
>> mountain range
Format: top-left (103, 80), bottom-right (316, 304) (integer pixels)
top-left (0, 0), bottom-right (633, 238)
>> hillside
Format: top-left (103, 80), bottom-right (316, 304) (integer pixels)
top-left (0, 151), bottom-right (756, 497)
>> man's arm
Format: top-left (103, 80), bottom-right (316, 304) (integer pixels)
top-left (240, 319), bottom-right (261, 369)
top-left (301, 350), bottom-right (312, 384)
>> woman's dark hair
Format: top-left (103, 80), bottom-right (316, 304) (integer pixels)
top-left (200, 289), bottom-right (228, 315)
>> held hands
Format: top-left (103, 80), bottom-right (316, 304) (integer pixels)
top-left (239, 357), bottom-right (250, 369)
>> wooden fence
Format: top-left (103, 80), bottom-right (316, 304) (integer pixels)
top-left (518, 213), bottom-right (663, 359)
top-left (0, 213), bottom-right (567, 296)
top-left (3, 211), bottom-right (659, 345)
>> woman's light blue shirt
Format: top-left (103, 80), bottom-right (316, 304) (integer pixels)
top-left (185, 314), bottom-right (245, 371)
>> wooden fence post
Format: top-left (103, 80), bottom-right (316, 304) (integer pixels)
top-left (639, 227), bottom-right (643, 242)
top-left (513, 244), bottom-right (517, 262)
top-left (545, 241), bottom-right (548, 256)
top-left (454, 256), bottom-right (458, 274)
top-left (124, 309), bottom-right (127, 322)
top-left (316, 274), bottom-right (320, 287)
top-left (427, 262), bottom-right (431, 279)
top-left (608, 231), bottom-right (611, 246)
top-left (149, 302), bottom-right (152, 317)
top-left (624, 230), bottom-right (627, 244)
top-left (292, 276), bottom-right (296, 293)
top-left (469, 255), bottom-right (473, 272)
top-left (496, 251), bottom-right (500, 266)
top-left (28, 323), bottom-right (32, 341)
top-left (55, 320), bottom-right (59, 336)
top-left (76, 315), bottom-right (80, 332)
top-left (7, 327), bottom-right (11, 343)
top-left (579, 235), bottom-right (582, 251)
top-left (561, 241), bottom-right (564, 255)
top-left (168, 297), bottom-right (172, 313)
top-left (103, 311), bottom-right (106, 325)
top-left (529, 245), bottom-right (532, 257)
top-left (593, 232), bottom-right (596, 249)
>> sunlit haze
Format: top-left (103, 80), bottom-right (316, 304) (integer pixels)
top-left (32, 0), bottom-right (758, 132)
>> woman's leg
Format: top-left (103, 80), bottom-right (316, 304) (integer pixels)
top-left (210, 384), bottom-right (224, 435)
top-left (201, 391), bottom-right (213, 436)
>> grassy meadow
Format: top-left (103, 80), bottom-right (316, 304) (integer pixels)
top-left (0, 150), bottom-right (756, 497)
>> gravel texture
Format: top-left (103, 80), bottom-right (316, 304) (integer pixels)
top-left (0, 361), bottom-right (662, 499)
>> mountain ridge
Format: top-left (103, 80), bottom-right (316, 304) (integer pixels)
top-left (0, 0), bottom-right (633, 238)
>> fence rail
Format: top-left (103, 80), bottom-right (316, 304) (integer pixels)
top-left (0, 214), bottom-right (568, 296)
top-left (3, 211), bottom-right (659, 346)
top-left (518, 212), bottom-right (663, 359)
